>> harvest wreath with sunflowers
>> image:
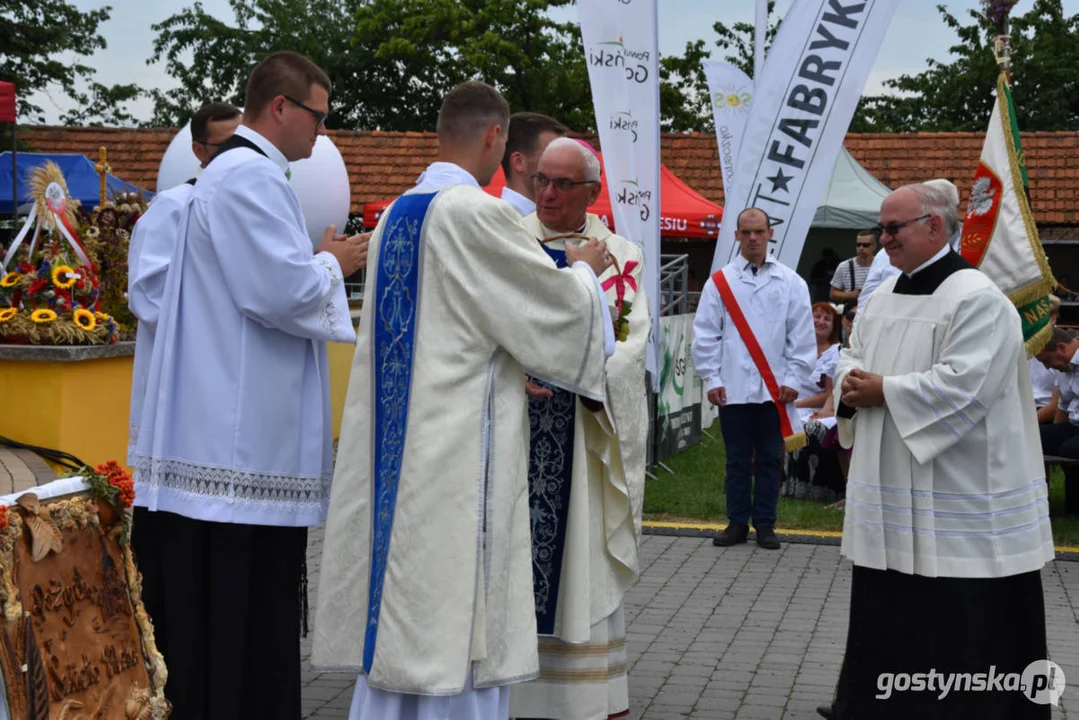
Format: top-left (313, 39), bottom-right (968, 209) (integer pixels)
top-left (0, 161), bottom-right (147, 346)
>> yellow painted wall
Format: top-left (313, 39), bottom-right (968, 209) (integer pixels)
top-left (2, 343), bottom-right (358, 472)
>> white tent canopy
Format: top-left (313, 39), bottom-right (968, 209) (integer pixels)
top-left (811, 146), bottom-right (893, 229)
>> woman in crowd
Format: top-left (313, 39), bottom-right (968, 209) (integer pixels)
top-left (783, 303), bottom-right (843, 501)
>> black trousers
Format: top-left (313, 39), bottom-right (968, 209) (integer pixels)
top-left (834, 566), bottom-right (1051, 720)
top-left (131, 507), bottom-right (307, 720)
top-left (1039, 422), bottom-right (1079, 513)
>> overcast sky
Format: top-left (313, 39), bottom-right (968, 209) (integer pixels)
top-left (26, 0), bottom-right (1079, 125)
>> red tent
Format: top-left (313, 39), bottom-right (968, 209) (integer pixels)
top-left (362, 153), bottom-right (723, 238)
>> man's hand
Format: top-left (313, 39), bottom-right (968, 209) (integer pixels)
top-left (525, 381), bottom-right (553, 399)
top-left (317, 224), bottom-right (367, 277)
top-left (566, 237), bottom-right (614, 277)
top-left (841, 368), bottom-right (886, 408)
top-left (707, 387), bottom-right (727, 407)
top-left (777, 385), bottom-right (798, 404)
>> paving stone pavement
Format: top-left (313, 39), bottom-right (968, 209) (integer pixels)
top-left (301, 529), bottom-right (1079, 719)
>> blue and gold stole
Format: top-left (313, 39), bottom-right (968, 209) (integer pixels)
top-left (364, 191), bottom-right (436, 673)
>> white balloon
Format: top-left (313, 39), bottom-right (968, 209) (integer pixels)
top-left (156, 122), bottom-right (200, 193)
top-left (289, 135), bottom-right (351, 248)
top-left (155, 123), bottom-right (352, 249)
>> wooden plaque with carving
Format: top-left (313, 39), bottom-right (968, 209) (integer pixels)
top-left (0, 490), bottom-right (169, 719)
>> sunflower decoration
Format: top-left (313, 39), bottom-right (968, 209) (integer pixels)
top-left (30, 309), bottom-right (57, 324)
top-left (0, 308), bottom-right (17, 323)
top-left (51, 264), bottom-right (77, 289)
top-left (0, 272), bottom-right (19, 288)
top-left (82, 191), bottom-right (147, 331)
top-left (73, 308), bottom-right (96, 331)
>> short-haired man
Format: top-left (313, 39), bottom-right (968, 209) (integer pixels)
top-left (130, 52), bottom-right (367, 719)
top-left (829, 229), bottom-right (877, 308)
top-left (127, 101), bottom-right (241, 468)
top-left (859, 178), bottom-right (962, 306)
top-left (1031, 295), bottom-right (1062, 424)
top-left (313, 81), bottom-right (616, 718)
top-left (500, 111), bottom-right (568, 216)
top-left (692, 208), bottom-right (816, 550)
top-left (1036, 325), bottom-right (1079, 513)
top-left (510, 137), bottom-right (649, 720)
top-left (820, 181), bottom-right (1053, 719)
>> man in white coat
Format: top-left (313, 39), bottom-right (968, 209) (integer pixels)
top-left (819, 182), bottom-right (1054, 720)
top-left (510, 138), bottom-right (648, 720)
top-left (691, 208), bottom-right (815, 550)
top-left (313, 81), bottom-right (617, 719)
top-left (500, 112), bottom-right (567, 216)
top-left (127, 101), bottom-right (241, 466)
top-left (131, 52), bottom-right (367, 719)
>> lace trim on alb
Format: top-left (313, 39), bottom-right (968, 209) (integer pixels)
top-left (314, 253), bottom-right (343, 333)
top-left (134, 455), bottom-right (331, 510)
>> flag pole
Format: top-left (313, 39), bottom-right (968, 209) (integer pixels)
top-left (10, 121), bottom-right (16, 228)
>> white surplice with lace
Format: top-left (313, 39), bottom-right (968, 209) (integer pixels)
top-left (132, 124), bottom-right (355, 527)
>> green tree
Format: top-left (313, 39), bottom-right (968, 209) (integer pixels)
top-left (851, 0), bottom-right (1079, 132)
top-left (0, 0), bottom-right (140, 124)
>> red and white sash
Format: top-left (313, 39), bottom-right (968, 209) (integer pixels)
top-left (711, 268), bottom-right (806, 451)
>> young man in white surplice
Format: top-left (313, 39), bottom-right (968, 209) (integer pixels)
top-left (313, 81), bottom-right (617, 720)
top-left (130, 51), bottom-right (368, 720)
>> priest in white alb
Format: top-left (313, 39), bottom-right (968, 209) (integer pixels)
top-left (508, 138), bottom-right (648, 720)
top-left (821, 182), bottom-right (1054, 720)
top-left (131, 52), bottom-right (367, 720)
top-left (312, 81), bottom-right (617, 719)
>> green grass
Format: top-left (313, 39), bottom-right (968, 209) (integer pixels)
top-left (644, 433), bottom-right (1079, 547)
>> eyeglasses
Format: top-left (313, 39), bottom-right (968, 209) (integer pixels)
top-left (284, 95), bottom-right (328, 129)
top-left (872, 214), bottom-right (930, 238)
top-left (532, 173), bottom-right (597, 192)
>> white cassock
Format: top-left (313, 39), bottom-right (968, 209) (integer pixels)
top-left (127, 181), bottom-right (192, 465)
top-left (510, 213), bottom-right (648, 720)
top-left (133, 124), bottom-right (355, 525)
top-left (312, 162), bottom-right (614, 719)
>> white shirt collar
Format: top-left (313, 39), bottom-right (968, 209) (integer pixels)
top-left (414, 162), bottom-right (481, 194)
top-left (905, 244), bottom-right (951, 278)
top-left (234, 125), bottom-right (289, 173)
top-left (500, 186), bottom-right (535, 217)
top-left (739, 252), bottom-right (777, 274)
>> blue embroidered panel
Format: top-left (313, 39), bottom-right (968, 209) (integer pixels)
top-left (528, 240), bottom-right (576, 635)
top-left (364, 192), bottom-right (436, 673)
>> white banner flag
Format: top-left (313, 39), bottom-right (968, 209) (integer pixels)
top-left (754, 0), bottom-right (768, 81)
top-left (579, 0), bottom-right (661, 389)
top-left (710, 0), bottom-right (899, 272)
top-left (703, 61), bottom-right (754, 203)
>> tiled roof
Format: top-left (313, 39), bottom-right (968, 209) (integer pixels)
top-left (19, 125), bottom-right (1079, 225)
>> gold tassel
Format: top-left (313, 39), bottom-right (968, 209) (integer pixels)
top-left (1009, 280), bottom-right (1056, 310)
top-left (1025, 322), bottom-right (1053, 358)
top-left (784, 432), bottom-right (808, 453)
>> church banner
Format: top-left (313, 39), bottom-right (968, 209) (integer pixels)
top-left (710, 0), bottom-right (900, 272)
top-left (578, 0), bottom-right (661, 388)
top-left (656, 314), bottom-right (704, 461)
top-left (703, 61), bottom-right (753, 204)
top-left (959, 74), bottom-right (1055, 353)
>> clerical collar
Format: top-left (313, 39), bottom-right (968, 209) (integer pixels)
top-left (234, 125), bottom-right (289, 173)
top-left (892, 249), bottom-right (973, 296)
top-left (500, 186), bottom-right (535, 217)
top-left (414, 162), bottom-right (481, 194)
top-left (905, 244), bottom-right (951, 278)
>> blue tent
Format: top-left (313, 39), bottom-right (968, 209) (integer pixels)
top-left (0, 152), bottom-right (152, 215)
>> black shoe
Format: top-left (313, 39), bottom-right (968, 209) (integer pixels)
top-left (755, 526), bottom-right (781, 550)
top-left (712, 522), bottom-right (749, 546)
top-left (816, 704), bottom-right (836, 719)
